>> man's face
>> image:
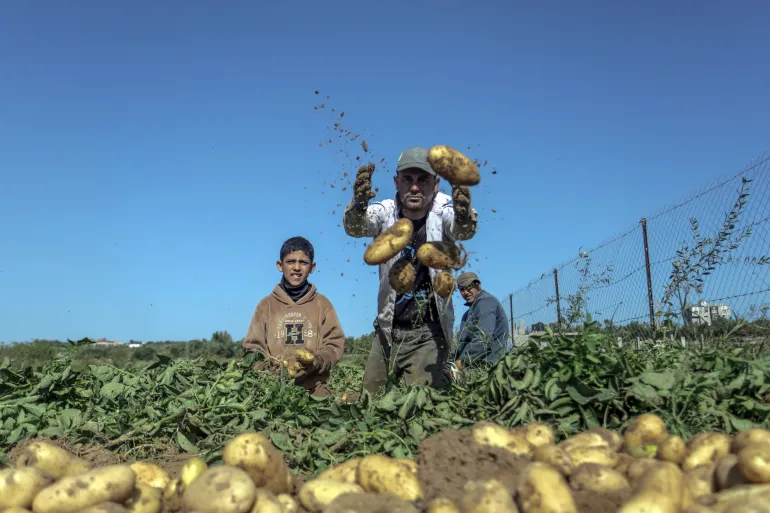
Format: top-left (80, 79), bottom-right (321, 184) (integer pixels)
top-left (276, 250), bottom-right (316, 286)
top-left (459, 282), bottom-right (482, 303)
top-left (394, 168), bottom-right (439, 212)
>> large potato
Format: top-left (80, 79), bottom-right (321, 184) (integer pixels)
top-left (417, 242), bottom-right (463, 270)
top-left (634, 461), bottom-right (690, 512)
top-left (129, 462), bottom-right (170, 490)
top-left (617, 491), bottom-right (677, 513)
top-left (737, 443), bottom-right (770, 483)
top-left (559, 428), bottom-right (622, 452)
top-left (222, 432), bottom-right (293, 495)
top-left (623, 414), bottom-right (668, 452)
top-left (32, 464), bottom-right (136, 513)
top-left (0, 467), bottom-right (55, 509)
top-left (472, 421), bottom-right (533, 458)
top-left (317, 458), bottom-right (362, 484)
top-left (460, 479), bottom-right (519, 513)
top-left (657, 435), bottom-right (687, 464)
top-left (182, 466), bottom-right (256, 513)
top-left (519, 422), bottom-right (556, 449)
top-left (516, 462), bottom-right (577, 513)
top-left (125, 484), bottom-right (162, 513)
top-left (565, 445), bottom-right (618, 468)
top-left (433, 271), bottom-right (455, 298)
top-left (533, 445), bottom-right (573, 477)
top-left (14, 441), bottom-right (90, 479)
top-left (732, 429), bottom-right (770, 453)
top-left (298, 479), bottom-right (363, 512)
top-left (712, 484), bottom-right (770, 513)
top-left (683, 433), bottom-right (732, 471)
top-left (427, 145), bottom-right (481, 186)
top-left (356, 454), bottom-right (423, 501)
top-left (389, 260), bottom-right (416, 294)
top-left (570, 463), bottom-right (630, 493)
top-left (363, 218), bottom-right (414, 265)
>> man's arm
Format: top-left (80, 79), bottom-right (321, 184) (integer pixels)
top-left (312, 298), bottom-right (347, 374)
top-left (242, 301), bottom-right (269, 355)
top-left (343, 200), bottom-right (386, 238)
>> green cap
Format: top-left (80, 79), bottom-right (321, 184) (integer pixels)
top-left (396, 146), bottom-right (436, 176)
top-left (457, 272), bottom-right (479, 288)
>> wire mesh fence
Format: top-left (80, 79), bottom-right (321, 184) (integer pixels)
top-left (510, 153), bottom-right (770, 344)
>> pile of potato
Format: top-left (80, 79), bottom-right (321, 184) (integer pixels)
top-left (2, 414), bottom-right (770, 513)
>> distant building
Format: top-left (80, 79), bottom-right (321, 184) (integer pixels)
top-left (531, 322), bottom-right (546, 333)
top-left (127, 340), bottom-right (143, 348)
top-left (94, 338), bottom-right (121, 346)
top-left (684, 300), bottom-right (731, 326)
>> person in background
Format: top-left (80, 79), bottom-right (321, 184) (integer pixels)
top-left (242, 236), bottom-right (346, 397)
top-left (451, 271), bottom-right (510, 370)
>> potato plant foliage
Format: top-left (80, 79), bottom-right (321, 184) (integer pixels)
top-left (1, 321), bottom-right (769, 475)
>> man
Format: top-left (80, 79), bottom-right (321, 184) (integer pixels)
top-left (343, 146), bottom-right (478, 393)
top-left (242, 236), bottom-right (346, 397)
top-left (451, 271), bottom-right (510, 369)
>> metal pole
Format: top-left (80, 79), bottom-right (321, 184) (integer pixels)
top-left (509, 293), bottom-right (515, 338)
top-left (553, 268), bottom-right (561, 329)
top-left (641, 218), bottom-right (655, 330)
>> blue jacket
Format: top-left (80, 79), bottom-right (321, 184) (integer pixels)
top-left (454, 290), bottom-right (510, 364)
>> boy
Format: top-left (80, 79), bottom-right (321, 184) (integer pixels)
top-left (242, 236), bottom-right (346, 397)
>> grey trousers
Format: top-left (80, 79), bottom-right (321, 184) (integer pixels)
top-left (362, 321), bottom-right (451, 393)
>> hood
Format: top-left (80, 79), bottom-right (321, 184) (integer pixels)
top-left (271, 282), bottom-right (317, 305)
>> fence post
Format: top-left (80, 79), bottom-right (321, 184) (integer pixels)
top-left (640, 218), bottom-right (656, 330)
top-left (509, 293), bottom-right (515, 338)
top-left (553, 268), bottom-right (561, 329)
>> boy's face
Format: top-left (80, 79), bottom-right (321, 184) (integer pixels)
top-left (277, 250), bottom-right (316, 286)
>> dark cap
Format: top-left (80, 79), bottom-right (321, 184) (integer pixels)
top-left (457, 272), bottom-right (480, 288)
top-left (396, 146), bottom-right (436, 176)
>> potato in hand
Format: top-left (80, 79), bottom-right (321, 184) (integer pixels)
top-left (364, 218), bottom-right (414, 265)
top-left (427, 145), bottom-right (481, 186)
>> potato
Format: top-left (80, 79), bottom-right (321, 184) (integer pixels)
top-left (623, 414), bottom-right (668, 452)
top-left (125, 484), bottom-right (162, 513)
top-left (626, 458), bottom-right (662, 488)
top-left (732, 428), bottom-right (770, 453)
top-left (298, 479), bottom-right (363, 512)
top-left (417, 242), bottom-right (463, 270)
top-left (1, 508), bottom-right (34, 513)
top-left (427, 145), bottom-right (481, 186)
top-left (614, 453), bottom-right (636, 476)
top-left (251, 489), bottom-right (285, 513)
top-left (533, 445), bottom-right (573, 477)
top-left (472, 421), bottom-right (533, 458)
top-left (323, 492), bottom-right (419, 513)
top-left (294, 349), bottom-right (316, 365)
top-left (180, 457), bottom-right (207, 486)
top-left (389, 260), bottom-right (416, 294)
top-left (658, 435), bottom-right (687, 464)
top-left (222, 432), bottom-right (293, 495)
top-left (77, 504), bottom-right (129, 513)
top-left (565, 445), bottom-right (618, 468)
top-left (433, 271), bottom-right (455, 298)
top-left (317, 458), bottom-right (362, 484)
top-left (14, 441), bottom-right (90, 479)
top-left (182, 466), bottom-right (256, 513)
top-left (426, 498), bottom-right (461, 513)
top-left (737, 443), bottom-right (770, 483)
top-left (356, 454), bottom-right (423, 501)
top-left (617, 491), bottom-right (677, 513)
top-left (276, 494), bottom-right (298, 513)
top-left (516, 462), bottom-right (578, 513)
top-left (712, 484), bottom-right (770, 513)
top-left (363, 218), bottom-right (414, 265)
top-left (129, 461), bottom-right (170, 490)
top-left (634, 461), bottom-right (690, 512)
top-left (685, 464), bottom-right (716, 498)
top-left (32, 465), bottom-right (136, 513)
top-left (559, 428), bottom-right (622, 452)
top-left (460, 479), bottom-right (519, 513)
top-left (715, 455), bottom-right (747, 490)
top-left (570, 463), bottom-right (630, 493)
top-left (683, 433), bottom-right (732, 471)
top-left (520, 422), bottom-right (556, 449)
top-left (0, 467), bottom-right (55, 509)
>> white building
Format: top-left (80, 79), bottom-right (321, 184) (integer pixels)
top-left (684, 300), bottom-right (731, 325)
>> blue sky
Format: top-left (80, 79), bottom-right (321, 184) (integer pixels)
top-left (1, 1), bottom-right (768, 343)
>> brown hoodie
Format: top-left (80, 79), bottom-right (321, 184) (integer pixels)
top-left (243, 282), bottom-right (345, 389)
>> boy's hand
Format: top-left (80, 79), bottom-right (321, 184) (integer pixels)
top-left (353, 163), bottom-right (376, 207)
top-left (452, 184), bottom-right (471, 219)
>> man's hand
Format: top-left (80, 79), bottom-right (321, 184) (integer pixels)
top-left (452, 184), bottom-right (471, 220)
top-left (353, 163), bottom-right (376, 207)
